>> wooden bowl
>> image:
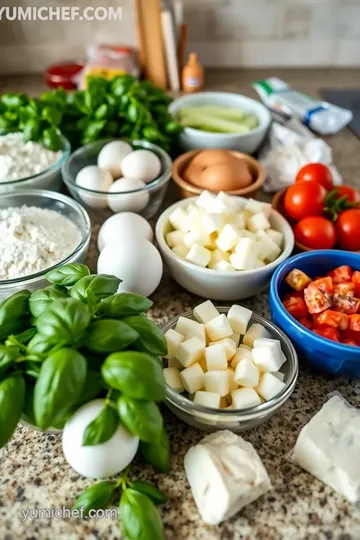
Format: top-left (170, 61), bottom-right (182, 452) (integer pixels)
top-left (172, 149), bottom-right (265, 199)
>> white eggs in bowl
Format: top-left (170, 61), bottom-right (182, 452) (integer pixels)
top-left (75, 165), bottom-right (113, 208)
top-left (98, 212), bottom-right (154, 252)
top-left (97, 140), bottom-right (132, 178)
top-left (108, 178), bottom-right (149, 213)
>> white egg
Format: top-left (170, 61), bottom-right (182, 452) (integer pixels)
top-left (75, 165), bottom-right (113, 208)
top-left (97, 238), bottom-right (163, 297)
top-left (107, 178), bottom-right (149, 213)
top-left (62, 399), bottom-right (139, 479)
top-left (121, 150), bottom-right (162, 184)
top-left (97, 140), bottom-right (132, 178)
top-left (97, 212), bottom-right (154, 252)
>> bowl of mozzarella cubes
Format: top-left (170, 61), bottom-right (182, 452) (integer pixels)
top-left (155, 191), bottom-right (294, 300)
top-left (162, 301), bottom-right (298, 432)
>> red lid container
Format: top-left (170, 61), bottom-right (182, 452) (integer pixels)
top-left (45, 62), bottom-right (84, 90)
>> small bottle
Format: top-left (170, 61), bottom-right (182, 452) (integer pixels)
top-left (182, 52), bottom-right (204, 93)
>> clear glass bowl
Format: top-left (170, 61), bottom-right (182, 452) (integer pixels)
top-left (161, 307), bottom-right (298, 433)
top-left (62, 138), bottom-right (172, 219)
top-left (0, 189), bottom-right (91, 301)
top-left (0, 136), bottom-right (71, 194)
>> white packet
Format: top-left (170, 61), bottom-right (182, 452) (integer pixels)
top-left (253, 77), bottom-right (353, 135)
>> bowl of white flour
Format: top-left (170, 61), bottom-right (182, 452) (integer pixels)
top-left (0, 189), bottom-right (91, 300)
top-left (0, 133), bottom-right (70, 193)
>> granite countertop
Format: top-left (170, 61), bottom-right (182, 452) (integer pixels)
top-left (1, 69), bottom-right (360, 540)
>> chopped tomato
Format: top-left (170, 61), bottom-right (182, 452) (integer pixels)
top-left (298, 317), bottom-right (313, 330)
top-left (316, 310), bottom-right (349, 330)
top-left (285, 269), bottom-right (312, 291)
top-left (283, 297), bottom-right (308, 319)
top-left (342, 329), bottom-right (360, 345)
top-left (342, 338), bottom-right (358, 347)
top-left (327, 265), bottom-right (353, 284)
top-left (334, 282), bottom-right (355, 296)
top-left (311, 276), bottom-right (333, 294)
top-left (314, 328), bottom-right (340, 342)
top-left (333, 293), bottom-right (360, 315)
top-left (349, 315), bottom-right (360, 332)
top-left (352, 271), bottom-right (360, 297)
top-left (284, 290), bottom-right (304, 302)
top-left (304, 284), bottom-right (332, 314)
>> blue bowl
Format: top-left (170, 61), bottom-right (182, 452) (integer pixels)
top-left (270, 250), bottom-right (360, 377)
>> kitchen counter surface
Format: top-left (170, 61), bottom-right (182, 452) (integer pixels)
top-left (1, 69), bottom-right (360, 540)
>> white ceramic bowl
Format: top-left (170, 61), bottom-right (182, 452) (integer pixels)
top-left (155, 196), bottom-right (294, 301)
top-left (169, 92), bottom-right (271, 154)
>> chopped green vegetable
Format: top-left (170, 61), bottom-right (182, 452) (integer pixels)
top-left (178, 105), bottom-right (259, 134)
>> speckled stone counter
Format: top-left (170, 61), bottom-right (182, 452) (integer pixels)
top-left (1, 70), bottom-right (360, 540)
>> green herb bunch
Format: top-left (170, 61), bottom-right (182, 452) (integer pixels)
top-left (0, 74), bottom-right (182, 153)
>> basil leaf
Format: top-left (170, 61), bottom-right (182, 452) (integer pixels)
top-left (117, 396), bottom-right (163, 443)
top-left (27, 333), bottom-right (57, 355)
top-left (34, 347), bottom-right (87, 429)
top-left (0, 345), bottom-right (19, 377)
top-left (36, 298), bottom-right (90, 347)
top-left (139, 428), bottom-right (170, 473)
top-left (86, 319), bottom-right (139, 354)
top-left (123, 316), bottom-right (167, 356)
top-left (76, 370), bottom-right (104, 406)
top-left (119, 489), bottom-right (163, 540)
top-left (99, 294), bottom-right (153, 318)
top-left (0, 290), bottom-right (31, 323)
top-left (10, 328), bottom-right (37, 345)
top-left (0, 373), bottom-right (25, 447)
top-left (73, 481), bottom-right (116, 516)
top-left (102, 352), bottom-right (165, 401)
top-left (0, 320), bottom-right (25, 343)
top-left (29, 285), bottom-right (69, 317)
top-left (22, 382), bottom-right (36, 425)
top-left (82, 404), bottom-right (119, 446)
top-left (46, 263), bottom-right (90, 286)
top-left (130, 481), bottom-right (167, 505)
top-left (70, 274), bottom-right (121, 304)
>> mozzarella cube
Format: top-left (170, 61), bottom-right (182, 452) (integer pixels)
top-left (196, 190), bottom-right (217, 211)
top-left (234, 358), bottom-right (260, 388)
top-left (240, 229), bottom-right (256, 240)
top-left (165, 328), bottom-right (185, 358)
top-left (175, 317), bottom-right (206, 344)
top-left (180, 363), bottom-right (205, 394)
top-left (216, 224), bottom-right (239, 252)
top-left (229, 332), bottom-right (240, 348)
top-left (247, 212), bottom-right (271, 233)
top-left (184, 230), bottom-right (212, 249)
top-left (252, 340), bottom-right (286, 372)
top-left (176, 337), bottom-right (205, 368)
top-left (244, 198), bottom-right (272, 218)
top-left (257, 372), bottom-right (286, 400)
top-left (163, 367), bottom-right (184, 393)
top-left (227, 368), bottom-right (238, 392)
top-left (201, 213), bottom-right (225, 234)
top-left (231, 346), bottom-right (253, 369)
top-left (211, 198), bottom-right (231, 215)
top-left (194, 300), bottom-right (220, 324)
top-left (204, 370), bottom-right (229, 396)
top-left (172, 244), bottom-right (189, 259)
top-left (205, 343), bottom-right (228, 371)
top-left (186, 208), bottom-right (205, 230)
top-left (214, 261), bottom-right (233, 272)
top-left (210, 338), bottom-right (236, 360)
top-left (205, 314), bottom-right (233, 342)
top-left (228, 212), bottom-right (245, 230)
top-left (272, 371), bottom-right (285, 382)
top-left (227, 305), bottom-right (252, 334)
top-left (231, 238), bottom-right (258, 270)
top-left (255, 258), bottom-right (266, 268)
top-left (166, 230), bottom-right (186, 248)
top-left (210, 249), bottom-right (229, 265)
top-left (168, 356), bottom-right (183, 369)
top-left (193, 390), bottom-right (221, 408)
top-left (231, 388), bottom-right (261, 409)
top-left (242, 323), bottom-right (271, 348)
top-left (186, 245), bottom-right (211, 267)
top-left (169, 207), bottom-right (189, 231)
top-left (256, 230), bottom-right (281, 263)
top-left (216, 191), bottom-right (238, 209)
top-left (266, 228), bottom-right (284, 247)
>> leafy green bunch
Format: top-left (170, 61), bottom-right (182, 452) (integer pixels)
top-left (0, 74), bottom-right (182, 153)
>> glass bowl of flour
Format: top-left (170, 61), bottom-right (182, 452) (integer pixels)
top-left (0, 189), bottom-right (91, 300)
top-left (0, 133), bottom-right (71, 193)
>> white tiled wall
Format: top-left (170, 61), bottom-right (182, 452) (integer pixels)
top-left (0, 0), bottom-right (359, 72)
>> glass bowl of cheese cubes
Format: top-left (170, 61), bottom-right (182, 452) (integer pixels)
top-left (155, 191), bottom-right (294, 301)
top-left (161, 301), bottom-right (298, 433)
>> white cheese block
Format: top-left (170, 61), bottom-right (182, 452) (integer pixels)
top-left (256, 231), bottom-right (281, 263)
top-left (227, 368), bottom-right (238, 392)
top-left (227, 305), bottom-right (252, 335)
top-left (175, 317), bottom-right (205, 343)
top-left (228, 212), bottom-right (245, 230)
top-left (163, 367), bottom-right (184, 393)
top-left (184, 230), bottom-right (211, 249)
top-left (252, 340), bottom-right (286, 373)
top-left (232, 388), bottom-right (262, 409)
top-left (205, 343), bottom-right (228, 371)
top-left (209, 248), bottom-right (230, 266)
top-left (234, 358), bottom-right (260, 388)
top-left (193, 391), bottom-right (221, 408)
top-left (193, 300), bottom-right (220, 324)
top-left (205, 314), bottom-right (233, 342)
top-left (216, 224), bottom-right (239, 252)
top-left (201, 213), bottom-right (225, 234)
top-left (186, 208), bottom-right (205, 230)
top-left (166, 230), bottom-right (186, 248)
top-left (244, 198), bottom-right (272, 217)
top-left (175, 337), bottom-right (205, 368)
top-left (164, 328), bottom-right (185, 358)
top-left (256, 372), bottom-right (286, 401)
top-left (266, 228), bottom-right (284, 247)
top-left (172, 244), bottom-right (189, 259)
top-left (196, 190), bottom-right (217, 212)
top-left (291, 395), bottom-right (360, 504)
top-left (242, 323), bottom-right (271, 348)
top-left (186, 244), bottom-right (211, 267)
top-left (231, 347), bottom-right (254, 369)
top-left (168, 356), bottom-right (183, 369)
top-left (180, 363), bottom-right (205, 394)
top-left (169, 207), bottom-right (189, 231)
top-left (210, 338), bottom-right (236, 361)
top-left (271, 371), bottom-right (285, 382)
top-left (232, 238), bottom-right (258, 270)
top-left (229, 332), bottom-right (241, 348)
top-left (216, 191), bottom-right (239, 209)
top-left (204, 370), bottom-right (230, 397)
top-left (184, 430), bottom-right (272, 525)
top-left (214, 261), bottom-right (233, 272)
top-left (247, 212), bottom-right (271, 233)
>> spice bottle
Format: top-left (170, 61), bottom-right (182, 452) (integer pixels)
top-left (181, 52), bottom-right (204, 93)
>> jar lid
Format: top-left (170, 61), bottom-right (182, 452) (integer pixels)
top-left (45, 61), bottom-right (84, 89)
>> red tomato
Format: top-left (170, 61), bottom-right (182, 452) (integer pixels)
top-left (342, 338), bottom-right (359, 347)
top-left (294, 217), bottom-right (336, 250)
top-left (327, 265), bottom-right (353, 284)
top-left (333, 185), bottom-right (360, 204)
top-left (333, 293), bottom-right (360, 315)
top-left (352, 271), bottom-right (360, 296)
top-left (334, 282), bottom-right (355, 296)
top-left (314, 327), bottom-right (340, 342)
top-left (284, 290), bottom-right (304, 302)
top-left (283, 297), bottom-right (308, 319)
top-left (284, 181), bottom-right (326, 221)
top-left (342, 329), bottom-right (360, 345)
top-left (304, 284), bottom-right (332, 314)
top-left (285, 269), bottom-right (312, 291)
top-left (316, 310), bottom-right (349, 330)
top-left (298, 317), bottom-right (313, 330)
top-left (336, 209), bottom-right (360, 251)
top-left (295, 163), bottom-right (334, 191)
top-left (349, 314), bottom-right (360, 332)
top-left (311, 276), bottom-right (333, 294)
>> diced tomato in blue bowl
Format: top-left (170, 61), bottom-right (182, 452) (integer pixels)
top-left (270, 250), bottom-right (360, 377)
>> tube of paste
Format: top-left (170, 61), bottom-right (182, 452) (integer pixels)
top-left (253, 77), bottom-right (352, 135)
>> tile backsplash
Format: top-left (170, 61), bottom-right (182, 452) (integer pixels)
top-left (0, 0), bottom-right (359, 73)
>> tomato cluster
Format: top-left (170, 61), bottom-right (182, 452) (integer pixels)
top-left (283, 265), bottom-right (360, 346)
top-left (283, 163), bottom-right (360, 251)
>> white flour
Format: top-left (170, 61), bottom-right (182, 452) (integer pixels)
top-left (0, 205), bottom-right (81, 280)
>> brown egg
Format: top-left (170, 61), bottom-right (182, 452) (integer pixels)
top-left (183, 162), bottom-right (204, 186)
top-left (193, 158), bottom-right (253, 192)
top-left (191, 149), bottom-right (234, 168)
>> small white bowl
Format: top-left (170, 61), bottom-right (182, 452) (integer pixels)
top-left (155, 197), bottom-right (294, 301)
top-left (169, 92), bottom-right (271, 154)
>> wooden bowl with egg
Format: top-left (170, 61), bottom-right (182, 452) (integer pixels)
top-left (172, 149), bottom-right (265, 199)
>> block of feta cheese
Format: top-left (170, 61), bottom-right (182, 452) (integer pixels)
top-left (231, 388), bottom-right (262, 409)
top-left (205, 343), bottom-right (228, 371)
top-left (234, 358), bottom-right (260, 388)
top-left (242, 323), bottom-right (271, 348)
top-left (172, 244), bottom-right (189, 259)
top-left (227, 305), bottom-right (252, 335)
top-left (169, 207), bottom-right (189, 231)
top-left (205, 314), bottom-right (233, 342)
top-left (204, 370), bottom-right (229, 396)
top-left (244, 198), bottom-right (272, 218)
top-left (292, 394), bottom-right (360, 504)
top-left (256, 372), bottom-right (286, 401)
top-left (166, 230), bottom-right (186, 248)
top-left (231, 347), bottom-right (253, 369)
top-left (184, 430), bottom-right (272, 525)
top-left (216, 224), bottom-right (239, 252)
top-left (186, 244), bottom-right (211, 267)
top-left (180, 362), bottom-right (204, 394)
top-left (175, 337), bottom-right (205, 368)
top-left (193, 300), bottom-right (220, 324)
top-left (175, 316), bottom-right (206, 343)
top-left (252, 339), bottom-right (286, 372)
top-left (165, 328), bottom-right (185, 358)
top-left (193, 391), bottom-right (221, 408)
top-left (163, 367), bottom-right (184, 393)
